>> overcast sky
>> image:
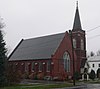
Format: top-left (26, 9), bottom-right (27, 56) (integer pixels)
top-left (0, 0), bottom-right (100, 54)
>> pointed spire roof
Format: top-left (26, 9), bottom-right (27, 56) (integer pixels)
top-left (73, 1), bottom-right (82, 30)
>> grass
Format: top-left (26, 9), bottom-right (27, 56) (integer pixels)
top-left (0, 83), bottom-right (73, 89)
top-left (84, 79), bottom-right (100, 84)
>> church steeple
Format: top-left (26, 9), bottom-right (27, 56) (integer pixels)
top-left (71, 1), bottom-right (86, 73)
top-left (73, 1), bottom-right (82, 30)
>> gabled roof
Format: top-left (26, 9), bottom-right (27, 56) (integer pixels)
top-left (9, 32), bottom-right (65, 61)
top-left (73, 1), bottom-right (82, 30)
top-left (88, 55), bottom-right (100, 62)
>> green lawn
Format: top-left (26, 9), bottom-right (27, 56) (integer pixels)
top-left (0, 83), bottom-right (73, 89)
top-left (83, 79), bottom-right (100, 84)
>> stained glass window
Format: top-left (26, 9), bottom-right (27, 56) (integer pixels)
top-left (73, 39), bottom-right (76, 48)
top-left (63, 52), bottom-right (70, 72)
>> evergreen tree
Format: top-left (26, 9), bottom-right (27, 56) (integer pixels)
top-left (74, 71), bottom-right (81, 80)
top-left (96, 50), bottom-right (100, 56)
top-left (90, 51), bottom-right (95, 57)
top-left (0, 18), bottom-right (7, 86)
top-left (89, 70), bottom-right (95, 80)
top-left (97, 68), bottom-right (100, 79)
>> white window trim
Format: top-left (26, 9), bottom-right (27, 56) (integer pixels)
top-left (43, 62), bottom-right (45, 65)
top-left (21, 63), bottom-right (24, 65)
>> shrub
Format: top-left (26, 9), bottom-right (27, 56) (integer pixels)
top-left (89, 70), bottom-right (95, 80)
top-left (7, 64), bottom-right (21, 85)
top-left (23, 72), bottom-right (29, 79)
top-left (74, 71), bottom-right (81, 80)
top-left (29, 73), bottom-right (34, 79)
top-left (97, 68), bottom-right (100, 79)
top-left (37, 72), bottom-right (44, 80)
top-left (34, 75), bottom-right (38, 80)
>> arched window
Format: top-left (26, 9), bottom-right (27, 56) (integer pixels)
top-left (39, 62), bottom-right (42, 72)
top-left (63, 52), bottom-right (70, 72)
top-left (31, 62), bottom-right (35, 71)
top-left (73, 39), bottom-right (76, 48)
top-left (81, 39), bottom-right (84, 50)
top-left (47, 61), bottom-right (51, 72)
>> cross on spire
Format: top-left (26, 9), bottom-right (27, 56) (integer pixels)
top-left (76, 1), bottom-right (78, 9)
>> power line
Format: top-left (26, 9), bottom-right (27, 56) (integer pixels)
top-left (87, 25), bottom-right (100, 32)
top-left (87, 34), bottom-right (100, 39)
top-left (86, 25), bottom-right (100, 39)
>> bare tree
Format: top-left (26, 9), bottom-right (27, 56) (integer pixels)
top-left (96, 50), bottom-right (100, 56)
top-left (90, 51), bottom-right (95, 57)
top-left (87, 51), bottom-right (95, 58)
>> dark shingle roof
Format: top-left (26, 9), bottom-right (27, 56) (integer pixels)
top-left (9, 32), bottom-right (65, 61)
top-left (73, 5), bottom-right (82, 30)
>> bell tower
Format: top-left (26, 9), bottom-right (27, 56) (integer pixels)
top-left (72, 1), bottom-right (86, 72)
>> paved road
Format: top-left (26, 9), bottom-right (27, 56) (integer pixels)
top-left (54, 84), bottom-right (100, 89)
top-left (21, 80), bottom-right (100, 89)
top-left (85, 84), bottom-right (100, 89)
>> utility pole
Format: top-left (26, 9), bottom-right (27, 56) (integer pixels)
top-left (70, 30), bottom-right (75, 86)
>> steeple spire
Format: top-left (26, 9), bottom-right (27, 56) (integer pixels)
top-left (76, 1), bottom-right (78, 9)
top-left (73, 1), bottom-right (82, 30)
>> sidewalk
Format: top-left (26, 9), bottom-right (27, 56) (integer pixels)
top-left (52, 85), bottom-right (86, 89)
top-left (20, 79), bottom-right (87, 89)
top-left (20, 79), bottom-right (71, 84)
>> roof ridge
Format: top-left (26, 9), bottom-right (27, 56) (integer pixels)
top-left (24, 32), bottom-right (65, 41)
top-left (9, 32), bottom-right (66, 61)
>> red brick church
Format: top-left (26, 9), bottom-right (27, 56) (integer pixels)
top-left (8, 3), bottom-right (87, 80)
